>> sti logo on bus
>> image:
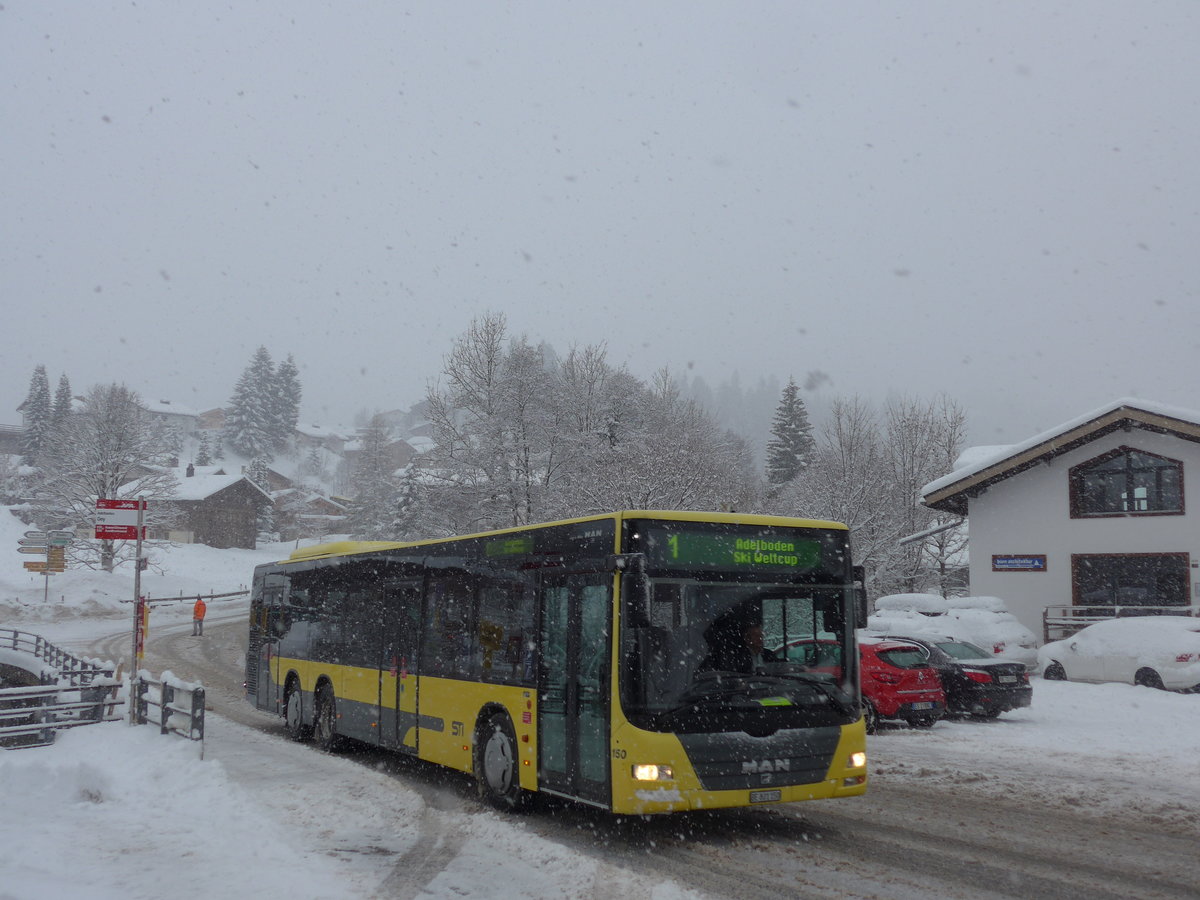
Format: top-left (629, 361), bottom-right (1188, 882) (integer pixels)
top-left (742, 758), bottom-right (791, 775)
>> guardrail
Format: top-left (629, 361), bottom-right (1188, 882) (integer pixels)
top-left (0, 628), bottom-right (116, 687)
top-left (131, 671), bottom-right (206, 756)
top-left (120, 588), bottom-right (249, 606)
top-left (0, 681), bottom-right (122, 749)
top-left (1043, 604), bottom-right (1200, 642)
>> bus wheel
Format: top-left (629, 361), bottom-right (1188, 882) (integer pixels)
top-left (475, 712), bottom-right (527, 811)
top-left (284, 680), bottom-right (311, 742)
top-left (313, 683), bottom-right (342, 752)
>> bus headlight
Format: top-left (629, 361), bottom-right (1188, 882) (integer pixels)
top-left (632, 764), bottom-right (674, 782)
top-left (848, 752), bottom-right (866, 769)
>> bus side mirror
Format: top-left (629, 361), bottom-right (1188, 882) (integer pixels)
top-left (852, 565), bottom-right (868, 627)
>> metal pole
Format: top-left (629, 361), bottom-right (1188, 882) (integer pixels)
top-left (129, 496), bottom-right (145, 724)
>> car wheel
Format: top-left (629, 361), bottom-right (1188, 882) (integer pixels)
top-left (313, 683), bottom-right (342, 752)
top-left (1043, 661), bottom-right (1067, 681)
top-left (284, 679), bottom-right (311, 742)
top-left (475, 711), bottom-right (527, 811)
top-left (862, 700), bottom-right (879, 735)
top-left (1134, 668), bottom-right (1165, 690)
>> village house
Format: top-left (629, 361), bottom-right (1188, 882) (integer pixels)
top-left (922, 399), bottom-right (1200, 641)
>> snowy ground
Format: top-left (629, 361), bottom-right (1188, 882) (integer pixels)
top-left (2, 509), bottom-right (1199, 898)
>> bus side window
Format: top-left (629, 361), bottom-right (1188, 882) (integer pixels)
top-left (422, 572), bottom-right (476, 678)
top-left (476, 575), bottom-right (537, 685)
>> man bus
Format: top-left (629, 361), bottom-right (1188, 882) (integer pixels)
top-left (244, 510), bottom-right (868, 814)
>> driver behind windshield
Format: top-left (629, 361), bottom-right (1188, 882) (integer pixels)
top-left (701, 621), bottom-right (778, 674)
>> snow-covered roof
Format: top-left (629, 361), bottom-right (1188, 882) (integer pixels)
top-left (294, 423), bottom-right (348, 440)
top-left (141, 398), bottom-right (202, 418)
top-left (170, 465), bottom-right (271, 502)
top-left (922, 398), bottom-right (1200, 515)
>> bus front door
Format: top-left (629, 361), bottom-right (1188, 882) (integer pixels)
top-left (539, 574), bottom-right (611, 808)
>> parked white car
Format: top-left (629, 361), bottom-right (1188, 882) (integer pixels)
top-left (1038, 616), bottom-right (1200, 690)
top-left (867, 593), bottom-right (1040, 669)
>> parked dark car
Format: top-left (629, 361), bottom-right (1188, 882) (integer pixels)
top-left (881, 633), bottom-right (1032, 718)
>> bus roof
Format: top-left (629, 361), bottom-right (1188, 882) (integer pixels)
top-left (282, 510), bottom-right (849, 563)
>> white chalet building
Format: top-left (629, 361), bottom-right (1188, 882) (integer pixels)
top-left (922, 399), bottom-right (1200, 641)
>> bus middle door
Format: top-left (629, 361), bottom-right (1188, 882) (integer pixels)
top-left (379, 577), bottom-right (422, 754)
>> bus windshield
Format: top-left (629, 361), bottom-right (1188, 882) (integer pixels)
top-left (619, 575), bottom-right (858, 733)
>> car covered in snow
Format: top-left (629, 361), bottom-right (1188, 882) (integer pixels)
top-left (867, 593), bottom-right (1039, 669)
top-left (1038, 616), bottom-right (1200, 691)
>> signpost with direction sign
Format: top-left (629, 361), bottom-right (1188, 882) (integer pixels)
top-left (16, 529), bottom-right (71, 602)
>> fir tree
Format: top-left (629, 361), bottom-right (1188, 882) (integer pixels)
top-left (765, 377), bottom-right (815, 485)
top-left (51, 373), bottom-right (73, 435)
top-left (226, 347), bottom-right (276, 460)
top-left (195, 431), bottom-right (213, 466)
top-left (346, 415), bottom-right (401, 538)
top-left (246, 454), bottom-right (271, 492)
top-left (274, 354), bottom-right (302, 450)
top-left (21, 365), bottom-right (52, 465)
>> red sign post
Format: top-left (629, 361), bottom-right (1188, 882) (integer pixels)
top-left (97, 497), bottom-right (148, 722)
top-left (95, 498), bottom-right (147, 540)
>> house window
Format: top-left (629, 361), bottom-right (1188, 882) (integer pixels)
top-left (1069, 447), bottom-right (1183, 517)
top-left (1071, 553), bottom-right (1190, 610)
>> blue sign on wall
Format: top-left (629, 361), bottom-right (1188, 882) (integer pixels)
top-left (992, 554), bottom-right (1047, 572)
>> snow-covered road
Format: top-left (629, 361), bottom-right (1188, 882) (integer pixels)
top-left (10, 604), bottom-right (1193, 900)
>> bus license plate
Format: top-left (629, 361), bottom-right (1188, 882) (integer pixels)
top-left (750, 790), bottom-right (782, 803)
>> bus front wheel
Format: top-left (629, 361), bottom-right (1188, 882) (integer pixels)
top-left (475, 712), bottom-right (527, 811)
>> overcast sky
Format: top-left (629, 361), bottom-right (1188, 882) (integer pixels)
top-left (4, 2), bottom-right (1198, 445)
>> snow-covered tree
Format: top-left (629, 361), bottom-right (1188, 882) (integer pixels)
top-left (51, 373), bottom-right (73, 435)
top-left (765, 376), bottom-right (815, 485)
top-left (21, 365), bottom-right (51, 465)
top-left (225, 347), bottom-right (277, 460)
top-left (246, 455), bottom-right (271, 492)
top-left (345, 415), bottom-right (403, 539)
top-left (195, 431), bottom-right (213, 466)
top-left (33, 383), bottom-right (178, 572)
top-left (273, 354), bottom-right (302, 449)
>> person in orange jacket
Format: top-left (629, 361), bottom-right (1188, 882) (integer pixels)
top-left (192, 597), bottom-right (207, 636)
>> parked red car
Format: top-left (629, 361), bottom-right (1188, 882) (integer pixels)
top-left (859, 637), bottom-right (946, 733)
top-left (777, 636), bottom-right (946, 733)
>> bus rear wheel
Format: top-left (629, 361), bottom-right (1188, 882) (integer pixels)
top-left (475, 712), bottom-right (527, 811)
top-left (313, 683), bottom-right (342, 752)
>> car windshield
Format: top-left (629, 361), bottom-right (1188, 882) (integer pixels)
top-left (619, 575), bottom-right (857, 730)
top-left (877, 647), bottom-right (928, 668)
top-left (934, 640), bottom-right (992, 660)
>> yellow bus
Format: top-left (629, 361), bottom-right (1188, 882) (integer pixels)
top-left (244, 510), bottom-right (868, 814)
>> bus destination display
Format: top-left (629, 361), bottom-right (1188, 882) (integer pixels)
top-left (643, 526), bottom-right (822, 572)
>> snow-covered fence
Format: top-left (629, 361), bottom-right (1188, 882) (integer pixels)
top-left (0, 628), bottom-right (116, 687)
top-left (0, 628), bottom-right (121, 749)
top-left (0, 681), bottom-right (123, 749)
top-left (131, 671), bottom-right (206, 753)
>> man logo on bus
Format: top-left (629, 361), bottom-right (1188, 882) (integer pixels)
top-left (742, 758), bottom-right (791, 775)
